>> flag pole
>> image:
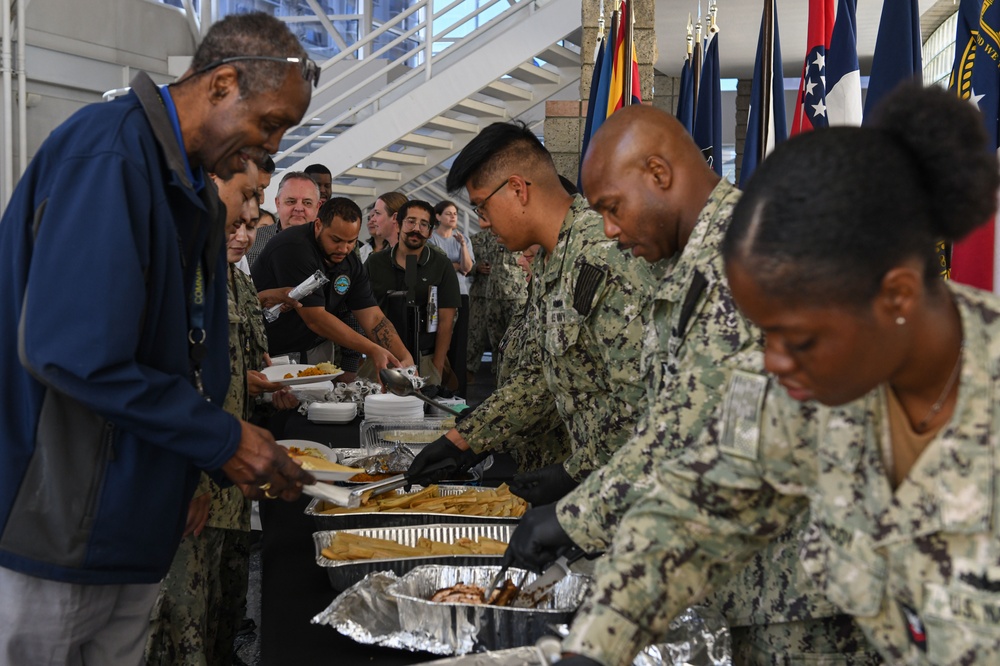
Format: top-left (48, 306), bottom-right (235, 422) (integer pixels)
top-left (759, 0), bottom-right (772, 168)
top-left (686, 13), bottom-right (693, 59)
top-left (693, 11), bottom-right (703, 107)
top-left (623, 0), bottom-right (634, 105)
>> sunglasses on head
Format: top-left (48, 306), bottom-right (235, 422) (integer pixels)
top-left (192, 55), bottom-right (320, 88)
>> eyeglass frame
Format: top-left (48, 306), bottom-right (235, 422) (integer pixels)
top-left (400, 215), bottom-right (434, 234)
top-left (192, 55), bottom-right (321, 88)
top-left (472, 178), bottom-right (531, 220)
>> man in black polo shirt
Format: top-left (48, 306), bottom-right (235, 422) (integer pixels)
top-left (252, 197), bottom-right (413, 372)
top-left (366, 199), bottom-right (460, 385)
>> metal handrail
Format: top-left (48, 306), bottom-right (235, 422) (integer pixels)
top-left (275, 0), bottom-right (534, 165)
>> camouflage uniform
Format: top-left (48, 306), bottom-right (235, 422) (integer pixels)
top-left (563, 281), bottom-right (1000, 665)
top-left (557, 181), bottom-right (877, 666)
top-left (457, 195), bottom-right (659, 479)
top-left (146, 265), bottom-right (266, 666)
top-left (466, 230), bottom-right (528, 374)
top-left (495, 296), bottom-right (572, 472)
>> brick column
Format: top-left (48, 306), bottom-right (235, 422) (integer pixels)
top-left (652, 71), bottom-right (681, 116)
top-left (544, 0), bottom-right (655, 185)
top-left (545, 100), bottom-right (586, 185)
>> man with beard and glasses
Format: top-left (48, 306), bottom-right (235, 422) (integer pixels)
top-left (366, 199), bottom-right (461, 387)
top-left (252, 196), bottom-right (413, 373)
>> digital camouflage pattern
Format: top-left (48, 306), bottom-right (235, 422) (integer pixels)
top-left (145, 527), bottom-right (251, 666)
top-left (496, 297), bottom-right (572, 472)
top-left (563, 281), bottom-right (1000, 665)
top-left (466, 230), bottom-right (528, 373)
top-left (457, 195), bottom-right (660, 480)
top-left (557, 181), bottom-right (875, 665)
top-left (145, 266), bottom-right (266, 665)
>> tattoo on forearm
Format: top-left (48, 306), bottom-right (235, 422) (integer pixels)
top-left (372, 316), bottom-right (398, 349)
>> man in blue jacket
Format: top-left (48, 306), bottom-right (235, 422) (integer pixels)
top-left (0, 12), bottom-right (317, 665)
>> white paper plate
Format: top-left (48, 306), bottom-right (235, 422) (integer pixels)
top-left (277, 440), bottom-right (360, 481)
top-left (308, 415), bottom-right (356, 424)
top-left (263, 364), bottom-right (344, 386)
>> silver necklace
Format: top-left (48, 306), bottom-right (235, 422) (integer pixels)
top-left (914, 343), bottom-right (964, 433)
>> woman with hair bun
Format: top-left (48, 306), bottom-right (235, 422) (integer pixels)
top-left (544, 85), bottom-right (1000, 665)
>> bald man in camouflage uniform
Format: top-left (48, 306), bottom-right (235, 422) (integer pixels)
top-left (406, 121), bottom-right (660, 506)
top-left (507, 106), bottom-right (878, 666)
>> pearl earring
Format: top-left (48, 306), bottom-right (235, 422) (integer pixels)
top-left (896, 316), bottom-right (906, 325)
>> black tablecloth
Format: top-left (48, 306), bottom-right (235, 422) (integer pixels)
top-left (259, 496), bottom-right (442, 665)
top-left (268, 409), bottom-right (363, 448)
top-left (259, 413), bottom-right (442, 665)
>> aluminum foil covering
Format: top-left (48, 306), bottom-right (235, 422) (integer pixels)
top-left (313, 572), bottom-right (731, 665)
top-left (419, 646), bottom-right (558, 665)
top-left (305, 485), bottom-right (522, 531)
top-left (294, 378), bottom-right (384, 416)
top-left (399, 364), bottom-right (427, 390)
top-left (389, 564), bottom-right (589, 654)
top-left (630, 606), bottom-right (731, 666)
top-left (313, 523), bottom-right (513, 590)
top-left (343, 442), bottom-right (415, 475)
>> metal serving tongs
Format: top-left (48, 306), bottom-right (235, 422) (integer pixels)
top-left (483, 551), bottom-right (516, 603)
top-left (511, 545), bottom-right (588, 608)
top-left (301, 459), bottom-right (456, 508)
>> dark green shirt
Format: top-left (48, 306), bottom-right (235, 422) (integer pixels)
top-left (366, 243), bottom-right (461, 351)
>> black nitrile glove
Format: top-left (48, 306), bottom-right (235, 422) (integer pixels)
top-left (455, 405), bottom-right (476, 423)
top-left (406, 435), bottom-right (477, 488)
top-left (555, 656), bottom-right (604, 666)
top-left (509, 463), bottom-right (579, 505)
top-left (506, 503), bottom-right (575, 573)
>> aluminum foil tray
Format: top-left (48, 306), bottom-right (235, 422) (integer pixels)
top-left (314, 523), bottom-right (513, 591)
top-left (360, 417), bottom-right (453, 455)
top-left (312, 572), bottom-right (730, 663)
top-left (305, 485), bottom-right (523, 531)
top-left (388, 564), bottom-right (590, 654)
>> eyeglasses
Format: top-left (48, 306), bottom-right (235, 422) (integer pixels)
top-left (402, 217), bottom-right (433, 232)
top-left (472, 178), bottom-right (530, 220)
top-left (193, 55), bottom-right (321, 88)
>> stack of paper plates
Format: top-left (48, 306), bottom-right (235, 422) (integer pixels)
top-left (364, 393), bottom-right (424, 420)
top-left (307, 402), bottom-right (357, 424)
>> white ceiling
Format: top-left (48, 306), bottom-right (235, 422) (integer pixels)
top-left (653, 0), bottom-right (943, 78)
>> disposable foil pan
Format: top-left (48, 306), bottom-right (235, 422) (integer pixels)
top-left (312, 571), bottom-right (731, 664)
top-left (305, 485), bottom-right (523, 531)
top-left (387, 564), bottom-right (590, 654)
top-left (360, 417), bottom-right (453, 454)
top-left (314, 523), bottom-right (513, 591)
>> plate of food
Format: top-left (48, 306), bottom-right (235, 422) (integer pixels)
top-left (279, 440), bottom-right (363, 482)
top-left (263, 362), bottom-right (344, 386)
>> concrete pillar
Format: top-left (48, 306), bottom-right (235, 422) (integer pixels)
top-left (545, 100), bottom-right (586, 185)
top-left (544, 0), bottom-right (655, 184)
top-left (652, 70), bottom-right (680, 116)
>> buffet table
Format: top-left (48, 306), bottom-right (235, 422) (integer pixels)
top-left (259, 496), bottom-right (441, 665)
top-left (260, 411), bottom-right (442, 664)
top-left (260, 409), bottom-right (524, 664)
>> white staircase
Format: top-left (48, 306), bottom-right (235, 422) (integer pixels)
top-left (271, 0), bottom-right (583, 211)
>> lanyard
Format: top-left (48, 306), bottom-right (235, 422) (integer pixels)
top-left (188, 262), bottom-right (210, 401)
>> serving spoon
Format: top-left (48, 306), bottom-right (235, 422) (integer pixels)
top-left (379, 367), bottom-right (464, 417)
